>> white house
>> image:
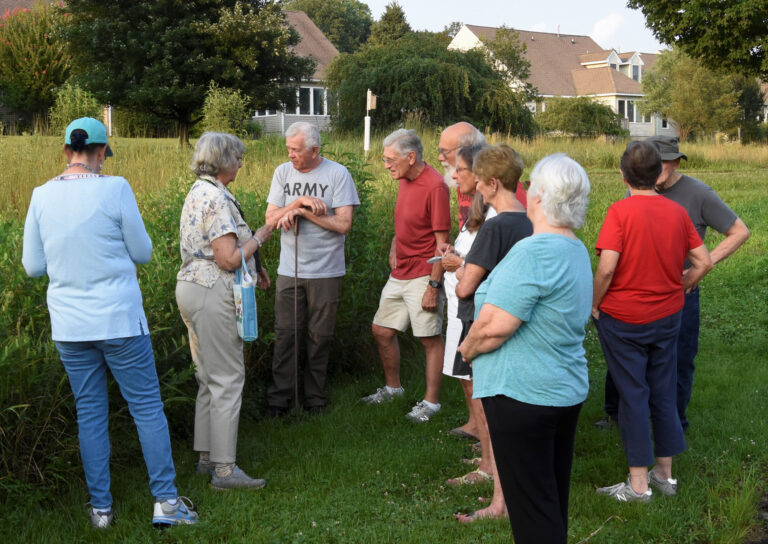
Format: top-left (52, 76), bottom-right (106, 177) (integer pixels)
top-left (252, 10), bottom-right (339, 135)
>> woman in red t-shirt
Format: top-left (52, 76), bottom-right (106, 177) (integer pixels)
top-left (592, 141), bottom-right (712, 503)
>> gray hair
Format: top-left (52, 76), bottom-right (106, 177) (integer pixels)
top-left (383, 129), bottom-right (423, 161)
top-left (457, 126), bottom-right (486, 147)
top-left (190, 132), bottom-right (246, 178)
top-left (528, 153), bottom-right (590, 229)
top-left (285, 121), bottom-right (321, 150)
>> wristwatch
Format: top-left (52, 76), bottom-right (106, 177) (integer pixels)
top-left (428, 279), bottom-right (442, 289)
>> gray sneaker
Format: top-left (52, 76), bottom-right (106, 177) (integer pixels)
top-left (210, 466), bottom-right (266, 490)
top-left (89, 507), bottom-right (113, 529)
top-left (597, 478), bottom-right (652, 503)
top-left (405, 400), bottom-right (440, 423)
top-left (362, 386), bottom-right (403, 404)
top-left (648, 468), bottom-right (678, 496)
top-left (594, 416), bottom-right (617, 429)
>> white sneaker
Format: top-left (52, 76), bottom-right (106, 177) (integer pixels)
top-left (405, 400), bottom-right (440, 423)
top-left (361, 386), bottom-right (403, 404)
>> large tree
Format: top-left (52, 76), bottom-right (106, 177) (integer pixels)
top-left (325, 32), bottom-right (534, 135)
top-left (62, 0), bottom-right (314, 145)
top-left (628, 0), bottom-right (768, 78)
top-left (639, 48), bottom-right (742, 140)
top-left (367, 1), bottom-right (411, 46)
top-left (284, 0), bottom-right (372, 53)
top-left (481, 25), bottom-right (535, 99)
top-left (0, 3), bottom-right (71, 126)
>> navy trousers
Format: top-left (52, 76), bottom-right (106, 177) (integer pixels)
top-left (594, 311), bottom-right (686, 467)
top-left (603, 289), bottom-right (700, 431)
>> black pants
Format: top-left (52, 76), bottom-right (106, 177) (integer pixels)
top-left (483, 395), bottom-right (582, 544)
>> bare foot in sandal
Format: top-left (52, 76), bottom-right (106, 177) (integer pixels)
top-left (446, 469), bottom-right (493, 486)
top-left (455, 504), bottom-right (508, 523)
top-left (460, 457), bottom-right (481, 466)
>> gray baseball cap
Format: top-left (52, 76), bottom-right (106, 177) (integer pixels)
top-left (646, 136), bottom-right (687, 161)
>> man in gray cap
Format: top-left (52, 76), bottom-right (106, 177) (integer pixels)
top-left (597, 136), bottom-right (750, 431)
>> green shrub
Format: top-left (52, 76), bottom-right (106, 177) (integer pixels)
top-left (201, 82), bottom-right (251, 136)
top-left (111, 107), bottom-right (177, 138)
top-left (47, 83), bottom-right (102, 134)
top-left (244, 119), bottom-right (264, 140)
top-left (537, 96), bottom-right (627, 137)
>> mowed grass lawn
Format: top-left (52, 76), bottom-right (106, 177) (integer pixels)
top-left (1, 134), bottom-right (767, 543)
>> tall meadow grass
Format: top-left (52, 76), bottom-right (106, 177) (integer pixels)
top-left (1, 131), bottom-right (766, 542)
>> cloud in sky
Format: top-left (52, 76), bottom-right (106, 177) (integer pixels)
top-left (590, 12), bottom-right (623, 48)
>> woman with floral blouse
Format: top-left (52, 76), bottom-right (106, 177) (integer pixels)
top-left (176, 132), bottom-right (273, 490)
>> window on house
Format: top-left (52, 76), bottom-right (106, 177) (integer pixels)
top-left (610, 63), bottom-right (617, 70)
top-left (618, 100), bottom-right (625, 117)
top-left (643, 113), bottom-right (651, 123)
top-left (313, 88), bottom-right (324, 115)
top-left (662, 118), bottom-right (668, 129)
top-left (298, 88), bottom-right (311, 115)
top-left (627, 101), bottom-right (635, 123)
top-left (632, 65), bottom-right (640, 81)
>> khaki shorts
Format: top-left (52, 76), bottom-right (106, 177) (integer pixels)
top-left (372, 275), bottom-right (445, 337)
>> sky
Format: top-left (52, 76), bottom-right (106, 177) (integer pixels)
top-left (363, 0), bottom-right (667, 53)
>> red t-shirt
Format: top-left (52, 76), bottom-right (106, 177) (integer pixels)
top-left (595, 195), bottom-right (702, 324)
top-left (393, 164), bottom-right (452, 279)
top-left (457, 183), bottom-right (527, 229)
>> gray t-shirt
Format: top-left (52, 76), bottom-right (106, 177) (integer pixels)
top-left (657, 174), bottom-right (737, 267)
top-left (267, 157), bottom-right (360, 278)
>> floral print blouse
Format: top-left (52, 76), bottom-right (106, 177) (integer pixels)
top-left (177, 177), bottom-right (256, 288)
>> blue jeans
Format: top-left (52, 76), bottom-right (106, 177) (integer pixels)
top-left (594, 311), bottom-right (686, 467)
top-left (603, 289), bottom-right (700, 431)
top-left (55, 335), bottom-right (177, 509)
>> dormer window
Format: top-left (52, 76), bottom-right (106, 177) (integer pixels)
top-left (610, 63), bottom-right (618, 70)
top-left (632, 65), bottom-right (640, 81)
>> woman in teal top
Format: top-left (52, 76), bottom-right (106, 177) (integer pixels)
top-left (459, 153), bottom-right (592, 544)
top-left (22, 118), bottom-right (197, 529)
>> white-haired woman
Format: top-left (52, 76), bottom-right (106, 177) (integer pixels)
top-left (176, 132), bottom-right (273, 490)
top-left (458, 154), bottom-right (593, 544)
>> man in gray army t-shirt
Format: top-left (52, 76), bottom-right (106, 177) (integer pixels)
top-left (265, 122), bottom-right (360, 415)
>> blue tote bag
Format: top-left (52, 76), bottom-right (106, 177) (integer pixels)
top-left (233, 249), bottom-right (258, 342)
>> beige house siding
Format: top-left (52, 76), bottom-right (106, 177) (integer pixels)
top-left (449, 24), bottom-right (680, 138)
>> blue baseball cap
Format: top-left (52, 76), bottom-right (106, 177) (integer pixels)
top-left (65, 117), bottom-right (114, 157)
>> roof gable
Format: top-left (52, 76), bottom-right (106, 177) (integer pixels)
top-left (461, 25), bottom-right (605, 96)
top-left (572, 66), bottom-right (643, 96)
top-left (283, 10), bottom-right (339, 81)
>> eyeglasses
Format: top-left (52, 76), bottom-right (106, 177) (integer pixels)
top-left (437, 146), bottom-right (459, 157)
top-left (381, 156), bottom-right (400, 166)
top-left (455, 166), bottom-right (472, 173)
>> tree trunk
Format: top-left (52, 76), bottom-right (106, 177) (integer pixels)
top-left (178, 120), bottom-right (190, 147)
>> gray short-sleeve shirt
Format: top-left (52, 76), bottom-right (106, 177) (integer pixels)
top-left (657, 174), bottom-right (738, 268)
top-left (267, 158), bottom-right (360, 278)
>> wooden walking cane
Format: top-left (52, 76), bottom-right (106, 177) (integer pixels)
top-left (293, 217), bottom-right (300, 423)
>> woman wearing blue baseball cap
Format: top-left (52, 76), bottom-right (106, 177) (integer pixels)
top-left (21, 118), bottom-right (198, 529)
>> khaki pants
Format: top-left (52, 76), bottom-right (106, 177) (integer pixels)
top-left (267, 275), bottom-right (342, 409)
top-left (176, 278), bottom-right (243, 464)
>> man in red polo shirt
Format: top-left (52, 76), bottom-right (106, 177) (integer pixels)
top-left (363, 129), bottom-right (451, 423)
